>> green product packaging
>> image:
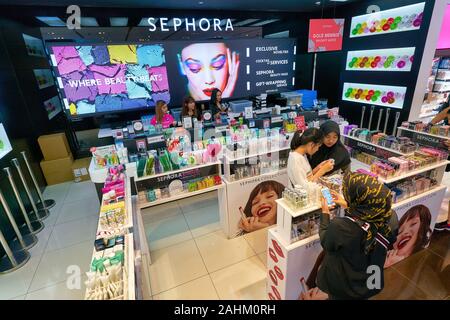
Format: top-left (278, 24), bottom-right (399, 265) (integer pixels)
top-left (137, 158), bottom-right (147, 177)
top-left (159, 150), bottom-right (172, 172)
top-left (145, 154), bottom-right (155, 176)
top-left (170, 152), bottom-right (180, 170)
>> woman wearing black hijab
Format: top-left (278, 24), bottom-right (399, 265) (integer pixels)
top-left (309, 120), bottom-right (351, 174)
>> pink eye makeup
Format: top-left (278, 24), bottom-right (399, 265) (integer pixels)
top-left (210, 54), bottom-right (226, 70)
top-left (184, 59), bottom-right (203, 73)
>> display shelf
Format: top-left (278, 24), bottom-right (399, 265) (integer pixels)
top-left (346, 47), bottom-right (415, 72)
top-left (342, 134), bottom-right (412, 156)
top-left (349, 2), bottom-right (425, 38)
top-left (392, 185), bottom-right (447, 209)
top-left (124, 233), bottom-right (135, 300)
top-left (224, 146), bottom-right (290, 162)
top-left (342, 82), bottom-right (406, 109)
top-left (223, 168), bottom-right (288, 185)
top-left (86, 174), bottom-right (135, 300)
top-left (378, 160), bottom-right (449, 184)
top-left (134, 161), bottom-right (221, 182)
top-left (397, 126), bottom-right (450, 140)
top-left (276, 198), bottom-right (321, 218)
top-left (138, 183), bottom-right (225, 209)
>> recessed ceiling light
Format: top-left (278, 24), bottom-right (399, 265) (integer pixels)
top-left (198, 1), bottom-right (204, 4)
top-left (315, 1), bottom-right (321, 5)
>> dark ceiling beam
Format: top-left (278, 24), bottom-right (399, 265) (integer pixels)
top-left (96, 16), bottom-right (110, 27)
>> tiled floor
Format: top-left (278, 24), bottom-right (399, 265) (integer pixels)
top-left (0, 181), bottom-right (97, 300)
top-left (0, 178), bottom-right (449, 300)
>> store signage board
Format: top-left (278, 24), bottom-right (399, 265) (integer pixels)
top-left (147, 18), bottom-right (233, 32)
top-left (398, 128), bottom-right (448, 149)
top-left (308, 19), bottom-right (344, 53)
top-left (0, 123), bottom-right (13, 160)
top-left (135, 165), bottom-right (219, 190)
top-left (344, 136), bottom-right (401, 158)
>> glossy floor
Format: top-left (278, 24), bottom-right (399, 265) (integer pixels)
top-left (0, 177), bottom-right (448, 300)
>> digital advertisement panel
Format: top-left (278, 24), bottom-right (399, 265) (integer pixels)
top-left (49, 44), bottom-right (170, 117)
top-left (308, 19), bottom-right (344, 53)
top-left (164, 38), bottom-right (297, 103)
top-left (49, 38), bottom-right (296, 118)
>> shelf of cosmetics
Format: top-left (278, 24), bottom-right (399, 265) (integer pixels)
top-left (86, 166), bottom-right (134, 300)
top-left (134, 127), bottom-right (293, 179)
top-left (344, 125), bottom-right (420, 155)
top-left (224, 129), bottom-right (293, 161)
top-left (91, 145), bottom-right (124, 169)
top-left (400, 121), bottom-right (450, 138)
top-left (226, 158), bottom-right (288, 182)
top-left (348, 148), bottom-right (448, 182)
top-left (281, 175), bottom-right (343, 212)
top-left (85, 233), bottom-right (133, 300)
top-left (138, 174), bottom-right (222, 206)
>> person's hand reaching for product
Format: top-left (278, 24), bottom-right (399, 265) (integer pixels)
top-left (222, 48), bottom-right (240, 98)
top-left (384, 249), bottom-right (406, 268)
top-left (330, 190), bottom-right (348, 209)
top-left (319, 159), bottom-right (334, 174)
top-left (299, 288), bottom-right (329, 300)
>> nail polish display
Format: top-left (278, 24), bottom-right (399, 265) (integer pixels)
top-left (350, 3), bottom-right (425, 38)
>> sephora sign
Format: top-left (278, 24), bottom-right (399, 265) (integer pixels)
top-left (148, 18), bottom-right (234, 32)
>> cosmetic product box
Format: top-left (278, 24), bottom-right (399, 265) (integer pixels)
top-left (344, 125), bottom-right (358, 135)
top-left (400, 121), bottom-right (410, 128)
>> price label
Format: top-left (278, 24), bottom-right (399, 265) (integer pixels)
top-left (215, 125), bottom-right (228, 133)
top-left (318, 109), bottom-right (328, 116)
top-left (147, 135), bottom-right (165, 144)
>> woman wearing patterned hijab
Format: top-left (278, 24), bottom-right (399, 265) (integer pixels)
top-left (315, 172), bottom-right (397, 300)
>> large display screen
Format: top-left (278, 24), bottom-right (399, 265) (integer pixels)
top-left (48, 38), bottom-right (296, 118)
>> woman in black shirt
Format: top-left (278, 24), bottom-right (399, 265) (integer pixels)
top-left (316, 172), bottom-right (397, 300)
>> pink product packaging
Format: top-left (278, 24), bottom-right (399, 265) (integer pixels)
top-left (388, 157), bottom-right (409, 173)
top-left (420, 147), bottom-right (441, 159)
top-left (102, 184), bottom-right (124, 196)
top-left (103, 180), bottom-right (124, 191)
top-left (356, 169), bottom-right (378, 178)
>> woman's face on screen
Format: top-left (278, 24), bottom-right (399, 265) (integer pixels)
top-left (180, 43), bottom-right (229, 101)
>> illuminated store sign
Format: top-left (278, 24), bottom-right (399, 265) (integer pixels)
top-left (148, 18), bottom-right (234, 32)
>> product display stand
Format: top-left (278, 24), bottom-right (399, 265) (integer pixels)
top-left (0, 229), bottom-right (30, 274)
top-left (135, 161), bottom-right (223, 209)
top-left (376, 109), bottom-right (383, 131)
top-left (0, 190), bottom-right (37, 251)
top-left (383, 108), bottom-right (391, 134)
top-left (360, 105), bottom-right (366, 128)
top-left (368, 105), bottom-right (375, 130)
top-left (21, 151), bottom-right (55, 210)
top-left (392, 112), bottom-right (401, 136)
top-left (12, 158), bottom-right (49, 220)
top-left (219, 146), bottom-right (290, 239)
top-left (3, 167), bottom-right (44, 234)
